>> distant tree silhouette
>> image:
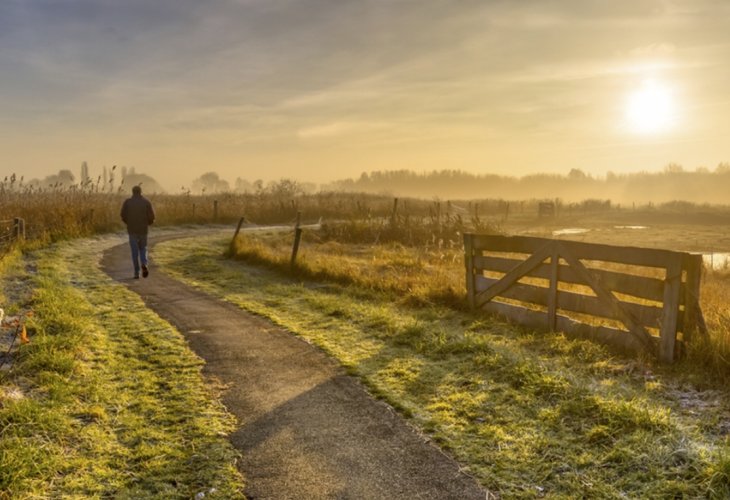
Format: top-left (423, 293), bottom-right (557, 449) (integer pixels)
top-left (192, 172), bottom-right (230, 193)
top-left (80, 161), bottom-right (89, 183)
top-left (40, 169), bottom-right (75, 187)
top-left (266, 178), bottom-right (303, 198)
top-left (123, 172), bottom-right (165, 193)
top-left (324, 164), bottom-right (730, 203)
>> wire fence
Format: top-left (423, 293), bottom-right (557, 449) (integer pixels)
top-left (0, 218), bottom-right (23, 256)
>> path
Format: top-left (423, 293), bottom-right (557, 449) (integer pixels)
top-left (102, 232), bottom-right (487, 500)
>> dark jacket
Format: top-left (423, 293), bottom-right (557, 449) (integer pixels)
top-left (121, 194), bottom-right (155, 234)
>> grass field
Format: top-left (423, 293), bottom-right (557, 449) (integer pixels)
top-left (3, 187), bottom-right (730, 498)
top-left (0, 233), bottom-right (245, 499)
top-left (154, 230), bottom-right (730, 498)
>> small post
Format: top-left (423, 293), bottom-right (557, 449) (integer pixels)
top-left (13, 217), bottom-right (25, 241)
top-left (192, 203), bottom-right (196, 221)
top-left (390, 198), bottom-right (399, 226)
top-left (213, 200), bottom-right (219, 222)
top-left (290, 211), bottom-right (302, 267)
top-left (230, 217), bottom-right (246, 255)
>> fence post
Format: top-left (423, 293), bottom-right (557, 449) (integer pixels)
top-left (464, 233), bottom-right (476, 309)
top-left (390, 198), bottom-right (399, 226)
top-left (659, 256), bottom-right (683, 362)
top-left (547, 243), bottom-right (559, 331)
top-left (213, 200), bottom-right (219, 222)
top-left (13, 218), bottom-right (25, 241)
top-left (290, 211), bottom-right (302, 267)
top-left (682, 253), bottom-right (706, 342)
top-left (229, 217), bottom-right (246, 254)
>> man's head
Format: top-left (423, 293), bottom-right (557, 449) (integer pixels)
top-left (132, 185), bottom-right (142, 196)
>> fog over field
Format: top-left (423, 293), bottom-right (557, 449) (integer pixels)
top-left (327, 166), bottom-right (730, 204)
top-left (15, 162), bottom-right (730, 206)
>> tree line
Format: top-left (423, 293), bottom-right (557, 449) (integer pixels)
top-left (327, 165), bottom-right (730, 204)
top-left (14, 162), bottom-right (730, 204)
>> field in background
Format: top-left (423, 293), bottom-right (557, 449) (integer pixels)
top-left (3, 182), bottom-right (730, 376)
top-left (5, 173), bottom-right (730, 251)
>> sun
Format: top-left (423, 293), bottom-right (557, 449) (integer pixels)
top-left (625, 79), bottom-right (676, 134)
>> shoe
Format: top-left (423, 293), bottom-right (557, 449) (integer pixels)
top-left (142, 265), bottom-right (149, 278)
top-left (134, 274), bottom-right (140, 279)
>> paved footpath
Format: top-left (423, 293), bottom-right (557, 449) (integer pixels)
top-left (102, 233), bottom-right (488, 500)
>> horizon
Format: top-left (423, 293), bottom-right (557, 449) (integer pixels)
top-left (2, 1), bottom-right (730, 188)
top-left (9, 162), bottom-right (730, 206)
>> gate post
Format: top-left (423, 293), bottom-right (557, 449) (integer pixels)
top-left (464, 233), bottom-right (476, 309)
top-left (547, 243), bottom-right (559, 331)
top-left (682, 254), bottom-right (704, 342)
top-left (659, 256), bottom-right (683, 362)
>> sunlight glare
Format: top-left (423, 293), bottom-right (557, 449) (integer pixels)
top-left (626, 79), bottom-right (676, 134)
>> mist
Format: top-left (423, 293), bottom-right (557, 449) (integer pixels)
top-left (17, 162), bottom-right (730, 206)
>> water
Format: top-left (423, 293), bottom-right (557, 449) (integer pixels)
top-left (552, 228), bottom-right (590, 236)
top-left (703, 252), bottom-right (730, 270)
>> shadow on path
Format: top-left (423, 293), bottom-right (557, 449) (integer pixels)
top-left (101, 232), bottom-right (487, 499)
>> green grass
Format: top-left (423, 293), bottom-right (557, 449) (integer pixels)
top-left (0, 235), bottom-right (245, 499)
top-left (155, 232), bottom-right (730, 499)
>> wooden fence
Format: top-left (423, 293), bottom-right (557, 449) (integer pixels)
top-left (464, 234), bottom-right (704, 363)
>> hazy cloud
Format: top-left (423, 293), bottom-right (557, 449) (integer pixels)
top-left (2, 0), bottom-right (730, 187)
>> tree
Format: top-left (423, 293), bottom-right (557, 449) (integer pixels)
top-left (663, 163), bottom-right (684, 174)
top-left (191, 172), bottom-right (230, 193)
top-left (568, 168), bottom-right (587, 180)
top-left (266, 178), bottom-right (303, 198)
top-left (80, 161), bottom-right (89, 183)
top-left (123, 172), bottom-right (165, 193)
top-left (41, 169), bottom-right (75, 187)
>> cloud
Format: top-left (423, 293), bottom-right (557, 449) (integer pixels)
top-left (629, 43), bottom-right (677, 57)
top-left (297, 121), bottom-right (392, 139)
top-left (3, 0), bottom-right (730, 185)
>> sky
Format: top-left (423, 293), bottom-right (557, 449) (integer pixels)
top-left (2, 0), bottom-right (730, 191)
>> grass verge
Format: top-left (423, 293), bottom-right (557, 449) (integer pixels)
top-left (0, 235), bottom-right (245, 499)
top-left (155, 232), bottom-right (730, 499)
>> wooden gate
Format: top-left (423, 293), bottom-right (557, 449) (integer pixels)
top-left (464, 234), bottom-right (704, 362)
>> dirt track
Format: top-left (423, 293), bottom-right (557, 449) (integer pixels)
top-left (101, 232), bottom-right (487, 500)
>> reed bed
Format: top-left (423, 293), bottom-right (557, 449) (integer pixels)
top-left (1, 175), bottom-right (504, 248)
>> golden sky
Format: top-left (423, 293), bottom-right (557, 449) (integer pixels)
top-left (2, 1), bottom-right (729, 190)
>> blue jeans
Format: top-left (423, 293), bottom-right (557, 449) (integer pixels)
top-left (128, 233), bottom-right (148, 276)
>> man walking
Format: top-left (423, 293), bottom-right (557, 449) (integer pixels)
top-left (121, 185), bottom-right (156, 279)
